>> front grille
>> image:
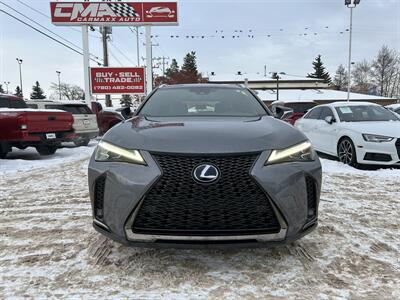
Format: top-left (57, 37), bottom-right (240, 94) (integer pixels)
top-left (94, 175), bottom-right (106, 220)
top-left (396, 139), bottom-right (400, 158)
top-left (305, 176), bottom-right (317, 223)
top-left (132, 153), bottom-right (281, 236)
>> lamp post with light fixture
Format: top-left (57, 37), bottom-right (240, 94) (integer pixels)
top-left (270, 72), bottom-right (286, 101)
top-left (345, 0), bottom-right (361, 101)
top-left (16, 58), bottom-right (23, 97)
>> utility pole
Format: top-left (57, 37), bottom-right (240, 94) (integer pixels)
top-left (16, 58), bottom-right (23, 97)
top-left (102, 26), bottom-right (112, 107)
top-left (56, 71), bottom-right (61, 100)
top-left (160, 56), bottom-right (170, 76)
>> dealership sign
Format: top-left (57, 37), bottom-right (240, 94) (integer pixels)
top-left (50, 2), bottom-right (178, 26)
top-left (90, 67), bottom-right (145, 94)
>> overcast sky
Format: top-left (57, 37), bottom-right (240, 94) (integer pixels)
top-left (0, 0), bottom-right (399, 97)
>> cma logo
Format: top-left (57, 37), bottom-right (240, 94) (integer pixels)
top-left (54, 3), bottom-right (116, 20)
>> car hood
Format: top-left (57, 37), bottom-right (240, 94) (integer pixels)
top-left (103, 115), bottom-right (308, 154)
top-left (339, 121), bottom-right (400, 138)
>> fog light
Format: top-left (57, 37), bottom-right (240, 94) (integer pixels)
top-left (20, 124), bottom-right (27, 130)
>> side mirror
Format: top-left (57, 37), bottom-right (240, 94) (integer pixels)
top-left (281, 110), bottom-right (294, 120)
top-left (91, 102), bottom-right (103, 114)
top-left (324, 116), bottom-right (335, 124)
top-left (120, 106), bottom-right (132, 120)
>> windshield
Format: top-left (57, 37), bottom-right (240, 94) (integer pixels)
top-left (335, 105), bottom-right (400, 122)
top-left (138, 87), bottom-right (268, 117)
top-left (45, 104), bottom-right (92, 114)
top-left (0, 97), bottom-right (27, 109)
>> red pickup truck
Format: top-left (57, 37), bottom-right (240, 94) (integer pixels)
top-left (0, 94), bottom-right (74, 158)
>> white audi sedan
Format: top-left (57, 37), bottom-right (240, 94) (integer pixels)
top-left (295, 102), bottom-right (400, 167)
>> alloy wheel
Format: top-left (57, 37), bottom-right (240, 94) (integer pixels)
top-left (338, 140), bottom-right (353, 165)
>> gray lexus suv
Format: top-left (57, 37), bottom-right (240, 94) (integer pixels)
top-left (88, 84), bottom-right (322, 248)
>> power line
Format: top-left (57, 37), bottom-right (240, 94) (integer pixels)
top-left (0, 9), bottom-right (103, 65)
top-left (108, 49), bottom-right (123, 67)
top-left (16, 0), bottom-right (100, 38)
top-left (109, 40), bottom-right (136, 66)
top-left (1, 1), bottom-right (101, 61)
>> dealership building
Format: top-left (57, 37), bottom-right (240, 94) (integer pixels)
top-left (208, 73), bottom-right (397, 106)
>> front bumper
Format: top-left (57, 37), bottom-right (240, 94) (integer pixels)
top-left (355, 138), bottom-right (400, 166)
top-left (88, 151), bottom-right (322, 248)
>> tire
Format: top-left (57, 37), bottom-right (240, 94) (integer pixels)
top-left (0, 142), bottom-right (10, 159)
top-left (337, 137), bottom-right (358, 168)
top-left (0, 149), bottom-right (8, 159)
top-left (36, 145), bottom-right (58, 156)
top-left (74, 138), bottom-right (90, 147)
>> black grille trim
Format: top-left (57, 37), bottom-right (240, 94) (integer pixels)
top-left (132, 153), bottom-right (281, 236)
top-left (364, 153), bottom-right (392, 162)
top-left (94, 175), bottom-right (106, 221)
top-left (305, 176), bottom-right (317, 223)
top-left (396, 139), bottom-right (400, 159)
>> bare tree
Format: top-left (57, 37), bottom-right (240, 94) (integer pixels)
top-left (49, 82), bottom-right (84, 100)
top-left (371, 45), bottom-right (398, 97)
top-left (333, 64), bottom-right (348, 91)
top-left (352, 60), bottom-right (373, 94)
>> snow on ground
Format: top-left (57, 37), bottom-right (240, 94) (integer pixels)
top-left (0, 142), bottom-right (96, 176)
top-left (0, 149), bottom-right (399, 299)
top-left (321, 158), bottom-right (400, 179)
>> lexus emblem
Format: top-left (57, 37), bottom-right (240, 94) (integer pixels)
top-left (193, 164), bottom-right (220, 184)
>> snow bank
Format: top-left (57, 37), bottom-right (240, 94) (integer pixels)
top-left (0, 142), bottom-right (97, 176)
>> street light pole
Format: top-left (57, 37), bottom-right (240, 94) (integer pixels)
top-left (56, 71), bottom-right (61, 100)
top-left (270, 72), bottom-right (286, 101)
top-left (16, 58), bottom-right (23, 97)
top-left (345, 0), bottom-right (360, 102)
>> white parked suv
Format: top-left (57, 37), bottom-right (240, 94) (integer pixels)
top-left (26, 100), bottom-right (99, 146)
top-left (295, 102), bottom-right (400, 167)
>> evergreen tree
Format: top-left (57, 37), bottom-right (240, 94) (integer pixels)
top-left (30, 81), bottom-right (46, 99)
top-left (307, 55), bottom-right (332, 83)
top-left (181, 51), bottom-right (199, 76)
top-left (0, 84), bottom-right (4, 94)
top-left (333, 64), bottom-right (348, 91)
top-left (165, 59), bottom-right (179, 78)
top-left (120, 94), bottom-right (133, 107)
top-left (14, 86), bottom-right (23, 97)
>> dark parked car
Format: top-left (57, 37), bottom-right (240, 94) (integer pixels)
top-left (88, 84), bottom-right (322, 248)
top-left (270, 101), bottom-right (317, 125)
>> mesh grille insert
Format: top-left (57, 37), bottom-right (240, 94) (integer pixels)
top-left (94, 175), bottom-right (106, 220)
top-left (132, 153), bottom-right (281, 236)
top-left (305, 176), bottom-right (317, 223)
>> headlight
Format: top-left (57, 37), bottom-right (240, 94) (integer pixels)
top-left (362, 134), bottom-right (394, 143)
top-left (95, 141), bottom-right (146, 165)
top-left (266, 141), bottom-right (315, 165)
